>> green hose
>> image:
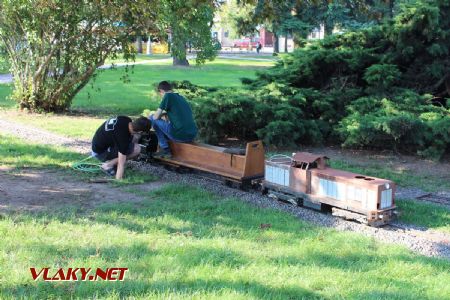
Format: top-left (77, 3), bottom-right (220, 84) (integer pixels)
top-left (71, 156), bottom-right (102, 173)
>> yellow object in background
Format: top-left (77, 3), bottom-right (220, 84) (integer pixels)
top-left (150, 43), bottom-right (169, 54)
top-left (131, 42), bottom-right (169, 54)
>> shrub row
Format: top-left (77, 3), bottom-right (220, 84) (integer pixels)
top-left (171, 81), bottom-right (449, 160)
top-left (166, 0), bottom-right (450, 159)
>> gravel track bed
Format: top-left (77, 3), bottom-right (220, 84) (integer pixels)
top-left (1, 118), bottom-right (449, 259)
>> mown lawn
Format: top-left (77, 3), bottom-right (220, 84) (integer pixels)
top-left (104, 53), bottom-right (171, 65)
top-left (0, 111), bottom-right (105, 140)
top-left (396, 199), bottom-right (450, 233)
top-left (72, 58), bottom-right (272, 115)
top-left (1, 181), bottom-right (449, 299)
top-left (0, 57), bottom-right (273, 115)
top-left (1, 135), bottom-right (450, 299)
top-left (1, 134), bottom-right (449, 234)
top-left (0, 134), bottom-right (156, 185)
top-left (1, 133), bottom-right (450, 299)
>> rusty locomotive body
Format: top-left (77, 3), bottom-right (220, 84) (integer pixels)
top-left (262, 153), bottom-right (397, 226)
top-left (141, 135), bottom-right (396, 226)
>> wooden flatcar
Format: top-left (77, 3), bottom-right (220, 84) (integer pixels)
top-left (142, 136), bottom-right (265, 186)
top-left (263, 152), bottom-right (397, 226)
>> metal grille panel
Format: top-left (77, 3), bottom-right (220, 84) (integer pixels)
top-left (381, 189), bottom-right (393, 209)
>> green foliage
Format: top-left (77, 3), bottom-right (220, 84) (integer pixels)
top-left (183, 0), bottom-right (450, 158)
top-left (0, 0), bottom-right (218, 111)
top-left (238, 0), bottom-right (398, 41)
top-left (0, 0), bottom-right (152, 112)
top-left (338, 89), bottom-right (449, 160)
top-left (158, 0), bottom-right (217, 66)
top-left (363, 64), bottom-right (401, 90)
top-left (2, 183), bottom-right (450, 298)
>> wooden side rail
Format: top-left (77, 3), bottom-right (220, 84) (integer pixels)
top-left (243, 140), bottom-right (265, 178)
top-left (160, 140), bottom-right (265, 181)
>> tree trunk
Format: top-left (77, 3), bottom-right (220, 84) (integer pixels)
top-left (273, 32), bottom-right (279, 54)
top-left (291, 30), bottom-right (296, 49)
top-left (284, 35), bottom-right (288, 53)
top-left (146, 38), bottom-right (152, 55)
top-left (136, 35), bottom-right (143, 54)
top-left (173, 56), bottom-right (189, 66)
top-left (324, 22), bottom-right (333, 37)
top-left (446, 76), bottom-right (450, 96)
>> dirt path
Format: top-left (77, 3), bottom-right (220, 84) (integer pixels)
top-left (0, 168), bottom-right (165, 214)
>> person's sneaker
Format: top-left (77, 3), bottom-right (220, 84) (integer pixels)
top-left (153, 148), bottom-right (172, 159)
top-left (101, 165), bottom-right (117, 177)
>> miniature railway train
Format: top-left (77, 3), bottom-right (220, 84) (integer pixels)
top-left (140, 134), bottom-right (397, 227)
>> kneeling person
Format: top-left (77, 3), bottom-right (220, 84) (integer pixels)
top-left (149, 81), bottom-right (197, 158)
top-left (92, 116), bottom-right (151, 179)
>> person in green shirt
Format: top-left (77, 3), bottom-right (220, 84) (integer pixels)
top-left (149, 81), bottom-right (198, 158)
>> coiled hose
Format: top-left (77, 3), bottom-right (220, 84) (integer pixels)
top-left (71, 156), bottom-right (102, 173)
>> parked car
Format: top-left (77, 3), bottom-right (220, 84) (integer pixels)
top-left (233, 38), bottom-right (260, 48)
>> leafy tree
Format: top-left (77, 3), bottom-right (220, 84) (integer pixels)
top-left (157, 0), bottom-right (217, 66)
top-left (0, 0), bottom-right (219, 111)
top-left (237, 0), bottom-right (402, 44)
top-left (180, 0), bottom-right (450, 159)
top-left (217, 0), bottom-right (256, 40)
top-left (0, 0), bottom-right (157, 112)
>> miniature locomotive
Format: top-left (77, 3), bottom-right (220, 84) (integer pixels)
top-left (263, 152), bottom-right (397, 226)
top-left (140, 135), bottom-right (397, 226)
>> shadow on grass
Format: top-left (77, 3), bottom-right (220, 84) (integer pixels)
top-left (0, 134), bottom-right (157, 184)
top-left (2, 279), bottom-right (322, 300)
top-left (2, 183), bottom-right (450, 299)
top-left (2, 135), bottom-right (449, 299)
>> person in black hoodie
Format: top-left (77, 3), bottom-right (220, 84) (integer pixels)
top-left (91, 116), bottom-right (151, 179)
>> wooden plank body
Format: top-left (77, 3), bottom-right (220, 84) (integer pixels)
top-left (157, 140), bottom-right (265, 181)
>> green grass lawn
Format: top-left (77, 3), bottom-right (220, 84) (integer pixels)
top-left (1, 182), bottom-right (450, 299)
top-left (105, 53), bottom-right (171, 65)
top-left (396, 199), bottom-right (450, 232)
top-left (0, 111), bottom-right (106, 139)
top-left (0, 84), bottom-right (13, 109)
top-left (72, 58), bottom-right (272, 115)
top-left (0, 134), bottom-right (157, 184)
top-left (1, 136), bottom-right (450, 298)
top-left (0, 58), bottom-right (272, 115)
